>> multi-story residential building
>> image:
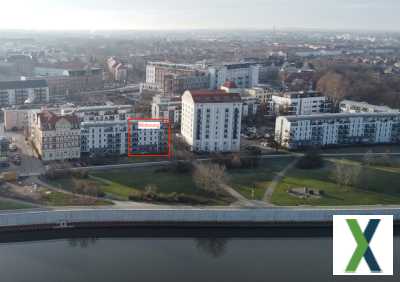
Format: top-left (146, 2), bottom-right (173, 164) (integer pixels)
top-left (80, 120), bottom-right (128, 156)
top-left (275, 112), bottom-right (400, 149)
top-left (62, 104), bottom-right (133, 156)
top-left (144, 61), bottom-right (208, 95)
top-left (271, 91), bottom-right (331, 116)
top-left (340, 100), bottom-right (399, 113)
top-left (0, 80), bottom-right (49, 106)
top-left (181, 90), bottom-right (242, 152)
top-left (31, 111), bottom-right (80, 161)
top-left (129, 121), bottom-right (169, 155)
top-left (244, 86), bottom-right (276, 104)
top-left (208, 63), bottom-right (260, 90)
top-left (107, 57), bottom-right (128, 82)
top-left (162, 72), bottom-right (209, 95)
top-left (3, 108), bottom-right (32, 131)
top-left (32, 65), bottom-right (104, 101)
top-left (151, 95), bottom-right (181, 124)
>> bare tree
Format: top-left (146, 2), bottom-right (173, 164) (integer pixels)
top-left (332, 160), bottom-right (361, 189)
top-left (193, 163), bottom-right (227, 195)
top-left (363, 150), bottom-right (375, 166)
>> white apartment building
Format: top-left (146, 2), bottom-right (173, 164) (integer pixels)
top-left (0, 80), bottom-right (49, 106)
top-left (64, 104), bottom-right (132, 155)
top-left (80, 120), bottom-right (128, 155)
top-left (244, 86), bottom-right (275, 104)
top-left (129, 121), bottom-right (169, 155)
top-left (151, 95), bottom-right (181, 124)
top-left (181, 90), bottom-right (242, 152)
top-left (272, 91), bottom-right (331, 116)
top-left (31, 111), bottom-right (81, 161)
top-left (275, 112), bottom-right (400, 149)
top-left (209, 63), bottom-right (260, 89)
top-left (340, 100), bottom-right (399, 113)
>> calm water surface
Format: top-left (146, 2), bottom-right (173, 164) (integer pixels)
top-left (0, 228), bottom-right (398, 282)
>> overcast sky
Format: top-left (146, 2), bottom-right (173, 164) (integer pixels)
top-left (0, 0), bottom-right (398, 31)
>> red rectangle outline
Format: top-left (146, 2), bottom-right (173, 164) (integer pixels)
top-left (127, 118), bottom-right (171, 158)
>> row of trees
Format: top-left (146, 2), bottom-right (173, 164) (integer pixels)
top-left (316, 63), bottom-right (400, 108)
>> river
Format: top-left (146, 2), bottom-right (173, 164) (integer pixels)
top-left (0, 227), bottom-right (397, 282)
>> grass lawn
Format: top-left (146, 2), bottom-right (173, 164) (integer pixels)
top-left (0, 200), bottom-right (33, 210)
top-left (40, 190), bottom-right (112, 206)
top-left (91, 167), bottom-right (199, 199)
top-left (228, 158), bottom-right (294, 200)
top-left (271, 158), bottom-right (400, 206)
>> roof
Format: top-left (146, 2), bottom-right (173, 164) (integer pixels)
top-left (189, 90), bottom-right (242, 103)
top-left (38, 111), bottom-right (79, 130)
top-left (280, 112), bottom-right (400, 122)
top-left (0, 80), bottom-right (48, 90)
top-left (340, 100), bottom-right (398, 112)
top-left (222, 80), bottom-right (238, 88)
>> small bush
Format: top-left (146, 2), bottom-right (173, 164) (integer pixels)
top-left (297, 150), bottom-right (323, 169)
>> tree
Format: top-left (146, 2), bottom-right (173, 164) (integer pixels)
top-left (193, 163), bottom-right (227, 195)
top-left (316, 71), bottom-right (349, 106)
top-left (332, 160), bottom-right (361, 189)
top-left (363, 150), bottom-right (375, 166)
top-left (297, 149), bottom-right (323, 169)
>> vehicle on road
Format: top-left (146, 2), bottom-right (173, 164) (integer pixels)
top-left (9, 143), bottom-right (17, 152)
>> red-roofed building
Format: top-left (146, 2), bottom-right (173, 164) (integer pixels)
top-left (31, 110), bottom-right (81, 161)
top-left (181, 90), bottom-right (242, 152)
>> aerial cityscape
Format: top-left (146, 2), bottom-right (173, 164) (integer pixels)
top-left (0, 0), bottom-right (399, 281)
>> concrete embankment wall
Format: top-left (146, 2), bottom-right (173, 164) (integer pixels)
top-left (0, 208), bottom-right (399, 231)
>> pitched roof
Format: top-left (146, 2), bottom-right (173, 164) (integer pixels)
top-left (222, 80), bottom-right (238, 88)
top-left (0, 80), bottom-right (48, 90)
top-left (38, 111), bottom-right (79, 130)
top-left (189, 90), bottom-right (242, 103)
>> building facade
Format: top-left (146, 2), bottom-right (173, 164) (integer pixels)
top-left (33, 66), bottom-right (104, 100)
top-left (0, 80), bottom-right (49, 106)
top-left (209, 63), bottom-right (260, 90)
top-left (145, 62), bottom-right (208, 95)
top-left (275, 112), bottom-right (400, 149)
top-left (340, 100), bottom-right (399, 113)
top-left (272, 91), bottom-right (331, 116)
top-left (181, 90), bottom-right (242, 152)
top-left (62, 104), bottom-right (132, 156)
top-left (129, 121), bottom-right (169, 155)
top-left (107, 57), bottom-right (128, 82)
top-left (31, 111), bottom-right (81, 161)
top-left (151, 95), bottom-right (181, 124)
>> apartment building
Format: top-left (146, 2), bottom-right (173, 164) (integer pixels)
top-left (0, 80), bottom-right (49, 106)
top-left (144, 62), bottom-right (208, 95)
top-left (107, 57), bottom-right (128, 82)
top-left (244, 86), bottom-right (275, 104)
top-left (62, 104), bottom-right (132, 155)
top-left (340, 100), bottom-right (399, 113)
top-left (181, 90), bottom-right (242, 152)
top-left (275, 112), bottom-right (400, 149)
top-left (33, 65), bottom-right (104, 100)
top-left (151, 95), bottom-right (181, 124)
top-left (3, 108), bottom-right (32, 131)
top-left (208, 63), bottom-right (260, 89)
top-left (31, 111), bottom-right (81, 161)
top-left (271, 91), bottom-right (331, 116)
top-left (129, 121), bottom-right (169, 155)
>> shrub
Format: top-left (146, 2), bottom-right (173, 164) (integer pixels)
top-left (297, 150), bottom-right (323, 169)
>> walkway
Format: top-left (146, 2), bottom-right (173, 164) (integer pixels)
top-left (263, 158), bottom-right (299, 205)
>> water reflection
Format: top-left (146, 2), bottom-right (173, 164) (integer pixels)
top-left (67, 237), bottom-right (98, 248)
top-left (195, 238), bottom-right (229, 258)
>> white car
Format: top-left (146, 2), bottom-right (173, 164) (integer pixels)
top-left (9, 144), bottom-right (17, 152)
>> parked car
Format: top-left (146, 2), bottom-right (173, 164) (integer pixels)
top-left (9, 144), bottom-right (17, 152)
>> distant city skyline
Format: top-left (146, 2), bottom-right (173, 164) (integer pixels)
top-left (0, 0), bottom-right (399, 31)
